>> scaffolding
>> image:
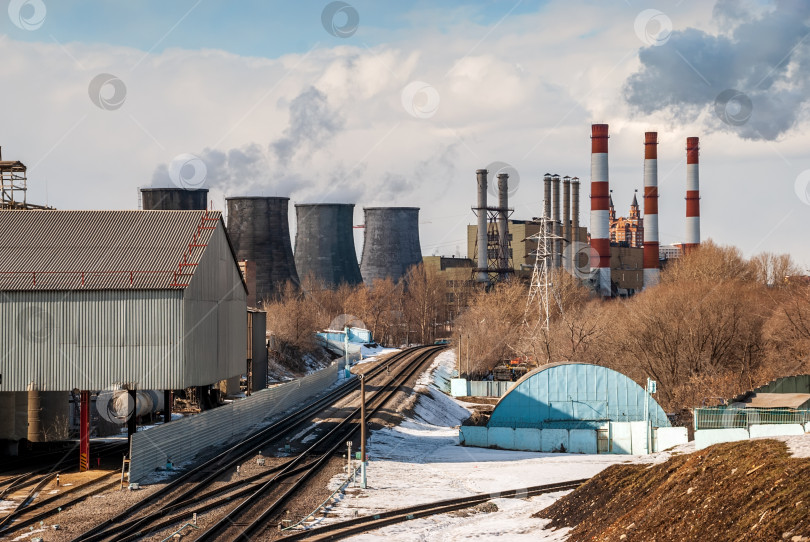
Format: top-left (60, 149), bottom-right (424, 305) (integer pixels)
top-left (0, 147), bottom-right (52, 210)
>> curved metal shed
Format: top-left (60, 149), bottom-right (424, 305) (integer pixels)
top-left (488, 362), bottom-right (670, 430)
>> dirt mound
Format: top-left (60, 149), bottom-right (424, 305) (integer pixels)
top-left (536, 439), bottom-right (810, 541)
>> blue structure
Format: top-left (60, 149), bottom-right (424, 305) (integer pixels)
top-left (460, 363), bottom-right (675, 454)
top-left (489, 362), bottom-right (670, 429)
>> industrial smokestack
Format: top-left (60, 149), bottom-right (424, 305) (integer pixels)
top-left (141, 188), bottom-right (208, 210)
top-left (552, 174), bottom-right (561, 269)
top-left (476, 169), bottom-right (489, 283)
top-left (360, 207), bottom-right (423, 285)
top-left (294, 204), bottom-right (362, 288)
top-left (590, 124), bottom-right (611, 296)
top-left (684, 137), bottom-right (701, 253)
top-left (226, 197), bottom-right (299, 304)
top-left (542, 173), bottom-right (553, 273)
top-left (562, 176), bottom-right (571, 272)
top-left (497, 173), bottom-right (509, 272)
top-left (643, 132), bottom-right (660, 288)
top-left (571, 177), bottom-right (580, 273)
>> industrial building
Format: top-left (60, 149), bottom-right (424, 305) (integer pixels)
top-left (294, 203), bottom-right (362, 288)
top-left (226, 196), bottom-right (299, 303)
top-left (360, 207), bottom-right (423, 285)
top-left (459, 362), bottom-right (684, 454)
top-left (0, 210), bottom-right (247, 453)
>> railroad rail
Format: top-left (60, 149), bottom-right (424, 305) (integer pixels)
top-left (197, 345), bottom-right (446, 541)
top-left (281, 479), bottom-right (587, 540)
top-left (64, 345), bottom-right (441, 542)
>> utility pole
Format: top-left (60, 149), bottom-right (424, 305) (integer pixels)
top-left (360, 374), bottom-right (367, 489)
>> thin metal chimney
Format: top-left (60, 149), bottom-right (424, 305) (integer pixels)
top-left (562, 176), bottom-right (571, 273)
top-left (590, 124), bottom-right (611, 297)
top-left (684, 137), bottom-right (700, 253)
top-left (643, 132), bottom-right (660, 288)
top-left (542, 173), bottom-right (553, 273)
top-left (476, 169), bottom-right (489, 283)
top-left (497, 173), bottom-right (510, 272)
top-left (571, 177), bottom-right (581, 273)
top-left (552, 174), bottom-right (561, 269)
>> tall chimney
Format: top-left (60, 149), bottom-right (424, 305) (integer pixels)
top-left (643, 132), bottom-right (660, 288)
top-left (684, 137), bottom-right (700, 253)
top-left (590, 124), bottom-right (611, 296)
top-left (476, 169), bottom-right (489, 283)
top-left (571, 177), bottom-right (580, 274)
top-left (543, 173), bottom-right (552, 272)
top-left (497, 173), bottom-right (510, 272)
top-left (562, 176), bottom-right (571, 273)
top-left (552, 174), bottom-right (561, 269)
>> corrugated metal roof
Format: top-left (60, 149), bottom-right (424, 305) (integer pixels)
top-left (737, 393), bottom-right (810, 409)
top-left (0, 210), bottom-right (222, 291)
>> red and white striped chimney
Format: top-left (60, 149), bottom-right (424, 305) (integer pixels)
top-left (643, 132), bottom-right (659, 288)
top-left (684, 137), bottom-right (700, 252)
top-left (590, 124), bottom-right (611, 296)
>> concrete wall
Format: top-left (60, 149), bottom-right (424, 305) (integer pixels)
top-left (129, 363), bottom-right (339, 483)
top-left (449, 379), bottom-right (515, 398)
top-left (569, 429), bottom-right (597, 454)
top-left (694, 424), bottom-right (807, 449)
top-left (655, 427), bottom-right (689, 452)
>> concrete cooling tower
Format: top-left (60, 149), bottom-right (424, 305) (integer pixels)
top-left (141, 188), bottom-right (208, 210)
top-left (226, 197), bottom-right (299, 302)
top-left (360, 207), bottom-right (422, 285)
top-left (294, 204), bottom-right (362, 288)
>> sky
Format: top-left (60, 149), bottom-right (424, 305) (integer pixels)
top-left (2, 0), bottom-right (810, 268)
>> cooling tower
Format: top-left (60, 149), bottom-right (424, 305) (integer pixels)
top-left (360, 207), bottom-right (422, 285)
top-left (294, 203), bottom-right (362, 288)
top-left (141, 188), bottom-right (208, 210)
top-left (226, 197), bottom-right (299, 302)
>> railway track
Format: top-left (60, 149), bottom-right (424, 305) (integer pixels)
top-left (281, 479), bottom-right (588, 540)
top-left (198, 345), bottom-right (446, 541)
top-left (62, 345), bottom-right (442, 542)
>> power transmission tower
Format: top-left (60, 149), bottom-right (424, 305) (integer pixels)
top-left (525, 214), bottom-right (564, 332)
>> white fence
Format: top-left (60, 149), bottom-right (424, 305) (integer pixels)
top-left (129, 363), bottom-right (340, 483)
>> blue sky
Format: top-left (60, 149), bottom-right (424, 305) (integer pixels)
top-left (2, 0), bottom-right (809, 267)
top-left (2, 1), bottom-right (549, 58)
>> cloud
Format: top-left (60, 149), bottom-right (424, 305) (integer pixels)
top-left (624, 0), bottom-right (810, 140)
top-left (271, 85), bottom-right (344, 166)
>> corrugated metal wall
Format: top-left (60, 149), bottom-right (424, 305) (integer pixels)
top-left (182, 223), bottom-right (247, 386)
top-left (0, 290), bottom-right (183, 391)
top-left (487, 363), bottom-right (670, 430)
top-left (128, 363), bottom-right (339, 483)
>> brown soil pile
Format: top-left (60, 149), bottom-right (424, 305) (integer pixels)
top-left (536, 439), bottom-right (810, 541)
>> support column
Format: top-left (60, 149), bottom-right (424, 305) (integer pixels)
top-left (127, 389), bottom-right (137, 442)
top-left (79, 391), bottom-right (89, 472)
top-left (163, 390), bottom-right (172, 424)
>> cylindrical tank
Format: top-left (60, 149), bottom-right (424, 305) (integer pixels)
top-left (294, 204), bottom-right (362, 288)
top-left (141, 188), bottom-right (208, 210)
top-left (226, 197), bottom-right (299, 302)
top-left (360, 207), bottom-right (423, 285)
top-left (96, 390), bottom-right (164, 424)
top-left (27, 388), bottom-right (42, 442)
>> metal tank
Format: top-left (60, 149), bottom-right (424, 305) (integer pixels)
top-left (360, 207), bottom-right (422, 285)
top-left (141, 188), bottom-right (208, 210)
top-left (226, 197), bottom-right (299, 302)
top-left (294, 203), bottom-right (362, 288)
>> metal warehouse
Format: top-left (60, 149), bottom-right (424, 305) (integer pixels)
top-left (0, 210), bottom-right (247, 450)
top-left (460, 362), bottom-right (685, 454)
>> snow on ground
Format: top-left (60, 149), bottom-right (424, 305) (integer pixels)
top-left (758, 434), bottom-right (810, 458)
top-left (358, 346), bottom-right (401, 364)
top-left (314, 350), bottom-right (646, 541)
